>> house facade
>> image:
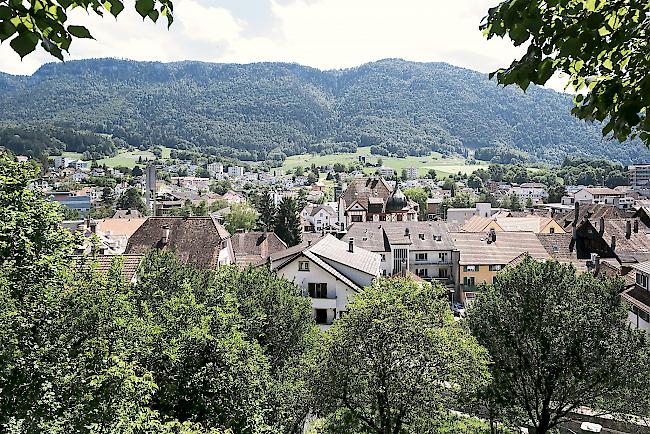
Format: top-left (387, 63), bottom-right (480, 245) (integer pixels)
top-left (341, 221), bottom-right (458, 288)
top-left (622, 261), bottom-right (650, 332)
top-left (269, 235), bottom-right (381, 330)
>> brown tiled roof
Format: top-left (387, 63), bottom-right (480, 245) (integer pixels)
top-left (125, 217), bottom-right (229, 268)
top-left (232, 232), bottom-right (287, 267)
top-left (453, 232), bottom-right (549, 265)
top-left (96, 217), bottom-right (147, 238)
top-left (339, 177), bottom-right (392, 211)
top-left (581, 187), bottom-right (625, 196)
top-left (622, 285), bottom-right (650, 312)
top-left (462, 216), bottom-right (501, 233)
top-left (600, 219), bottom-right (650, 264)
top-left (73, 254), bottom-right (143, 281)
top-left (559, 204), bottom-right (632, 230)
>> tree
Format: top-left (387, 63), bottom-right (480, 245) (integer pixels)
top-left (482, 0), bottom-right (649, 145)
top-left (294, 166), bottom-right (304, 177)
top-left (467, 257), bottom-right (645, 433)
top-left (224, 203), bottom-right (258, 234)
top-left (1, 0), bottom-right (174, 60)
top-left (467, 174), bottom-right (484, 189)
top-left (425, 169), bottom-right (438, 180)
top-left (314, 278), bottom-right (490, 433)
top-left (275, 197), bottom-right (302, 247)
top-left (307, 171), bottom-right (318, 185)
top-left (255, 190), bottom-right (277, 231)
top-left (547, 184), bottom-right (567, 203)
top-left (508, 193), bottom-right (521, 211)
top-left (400, 168), bottom-right (408, 181)
top-left (525, 196), bottom-right (534, 209)
top-left (403, 187), bottom-right (428, 220)
top-left (296, 188), bottom-right (309, 212)
top-left (101, 186), bottom-right (115, 207)
top-left (116, 187), bottom-right (146, 214)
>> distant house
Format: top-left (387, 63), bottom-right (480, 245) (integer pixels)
top-left (574, 187), bottom-right (626, 206)
top-left (462, 215), bottom-right (565, 234)
top-left (231, 231), bottom-right (287, 267)
top-left (47, 191), bottom-right (92, 214)
top-left (227, 166), bottom-right (245, 177)
top-left (301, 203), bottom-right (339, 233)
top-left (125, 216), bottom-right (234, 268)
top-left (270, 235), bottom-right (381, 330)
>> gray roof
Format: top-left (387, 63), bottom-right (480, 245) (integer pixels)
top-left (342, 221), bottom-right (455, 252)
top-left (270, 234), bottom-right (380, 278)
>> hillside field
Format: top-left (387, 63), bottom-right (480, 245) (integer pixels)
top-left (281, 147), bottom-right (487, 178)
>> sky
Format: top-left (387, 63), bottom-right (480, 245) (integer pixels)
top-left (0, 0), bottom-right (569, 91)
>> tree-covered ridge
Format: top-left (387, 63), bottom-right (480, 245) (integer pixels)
top-left (1, 58), bottom-right (649, 163)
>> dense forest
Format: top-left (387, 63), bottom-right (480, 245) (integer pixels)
top-left (1, 58), bottom-right (648, 163)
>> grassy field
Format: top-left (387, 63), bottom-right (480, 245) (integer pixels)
top-left (281, 146), bottom-right (486, 178)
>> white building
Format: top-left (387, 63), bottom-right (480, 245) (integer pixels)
top-left (622, 261), bottom-right (650, 333)
top-left (302, 203), bottom-right (340, 232)
top-left (509, 183), bottom-right (548, 204)
top-left (629, 164), bottom-right (650, 195)
top-left (405, 167), bottom-right (419, 179)
top-left (207, 162), bottom-right (224, 177)
top-left (574, 187), bottom-right (626, 206)
top-left (270, 235), bottom-right (381, 330)
top-left (446, 203), bottom-right (498, 225)
top-left (342, 221), bottom-right (457, 287)
top-left (378, 166), bottom-right (395, 178)
top-left (228, 166), bottom-right (245, 177)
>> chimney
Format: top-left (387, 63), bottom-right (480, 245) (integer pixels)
top-left (307, 239), bottom-right (312, 247)
top-left (573, 202), bottom-right (580, 227)
top-left (611, 235), bottom-right (616, 252)
top-left (599, 217), bottom-right (605, 235)
top-left (348, 238), bottom-right (354, 253)
top-left (161, 224), bottom-right (170, 245)
top-left (634, 219), bottom-right (639, 233)
top-left (626, 220), bottom-right (631, 239)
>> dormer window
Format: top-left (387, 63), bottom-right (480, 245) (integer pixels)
top-left (299, 261), bottom-right (310, 272)
top-left (419, 234), bottom-right (425, 240)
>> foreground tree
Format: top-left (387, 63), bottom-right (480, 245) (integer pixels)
top-left (467, 256), bottom-right (645, 433)
top-left (483, 0), bottom-right (649, 145)
top-left (314, 278), bottom-right (490, 433)
top-left (275, 197), bottom-right (302, 247)
top-left (255, 190), bottom-right (277, 231)
top-left (0, 0), bottom-right (174, 60)
top-left (116, 187), bottom-right (147, 214)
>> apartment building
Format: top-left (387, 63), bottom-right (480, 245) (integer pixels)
top-left (622, 261), bottom-right (650, 332)
top-left (452, 230), bottom-right (549, 304)
top-left (629, 164), bottom-right (650, 195)
top-left (574, 187), bottom-right (626, 206)
top-left (341, 221), bottom-right (458, 288)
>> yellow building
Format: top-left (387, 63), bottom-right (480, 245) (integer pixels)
top-left (453, 231), bottom-right (549, 304)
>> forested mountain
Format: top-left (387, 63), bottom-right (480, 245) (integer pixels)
top-left (1, 58), bottom-right (648, 164)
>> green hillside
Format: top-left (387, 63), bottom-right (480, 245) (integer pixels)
top-left (1, 58), bottom-right (648, 164)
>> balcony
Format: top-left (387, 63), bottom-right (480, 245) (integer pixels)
top-left (413, 258), bottom-right (453, 266)
top-left (460, 284), bottom-right (478, 292)
top-left (311, 297), bottom-right (337, 309)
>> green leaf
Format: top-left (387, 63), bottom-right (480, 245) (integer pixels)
top-left (147, 9), bottom-right (159, 22)
top-left (68, 25), bottom-right (93, 39)
top-left (135, 0), bottom-right (154, 18)
top-left (0, 5), bottom-right (12, 19)
top-left (9, 31), bottom-right (38, 59)
top-left (0, 20), bottom-right (17, 41)
top-left (104, 0), bottom-right (124, 17)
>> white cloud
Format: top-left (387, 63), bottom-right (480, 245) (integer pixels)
top-left (0, 0), bottom-right (571, 91)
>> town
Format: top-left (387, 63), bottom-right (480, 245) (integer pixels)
top-left (26, 152), bottom-right (650, 334)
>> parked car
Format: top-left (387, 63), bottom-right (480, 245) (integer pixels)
top-left (451, 303), bottom-right (465, 318)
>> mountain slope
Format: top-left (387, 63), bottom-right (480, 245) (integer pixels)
top-left (1, 58), bottom-right (647, 164)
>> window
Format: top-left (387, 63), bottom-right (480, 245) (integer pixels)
top-left (351, 215), bottom-right (363, 222)
top-left (438, 252), bottom-right (447, 262)
top-left (308, 283), bottom-right (328, 298)
top-left (416, 253), bottom-right (428, 261)
top-left (463, 276), bottom-right (476, 287)
top-left (397, 214), bottom-right (403, 221)
top-left (637, 272), bottom-right (649, 289)
top-left (380, 254), bottom-right (386, 262)
top-left (489, 264), bottom-right (503, 272)
top-left (549, 227), bottom-right (555, 234)
top-left (298, 261), bottom-right (310, 271)
top-left (379, 215), bottom-right (387, 221)
top-left (493, 276), bottom-right (498, 284)
top-left (464, 265), bottom-right (478, 272)
top-left (382, 269), bottom-right (387, 276)
top-left (438, 268), bottom-right (448, 278)
top-left (315, 309), bottom-right (328, 324)
top-left (418, 234), bottom-right (425, 240)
